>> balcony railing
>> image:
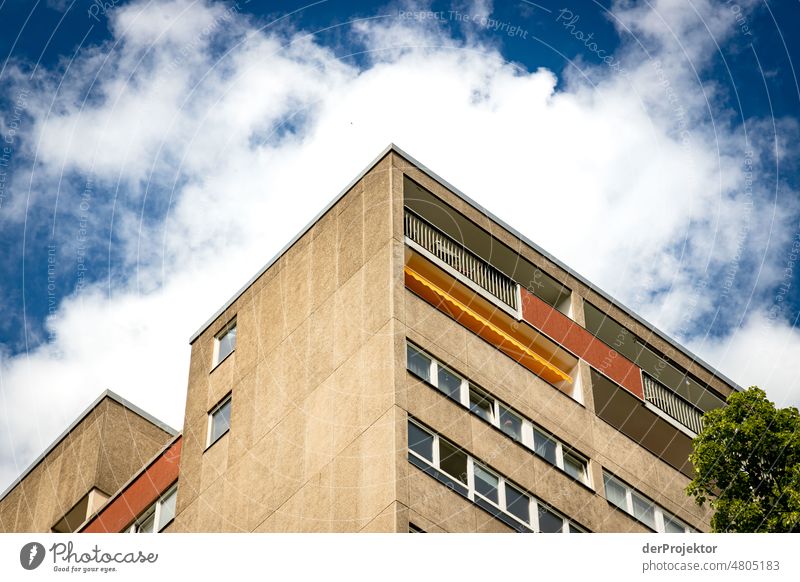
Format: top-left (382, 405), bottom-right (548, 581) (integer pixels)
top-left (404, 209), bottom-right (518, 310)
top-left (642, 373), bottom-right (704, 435)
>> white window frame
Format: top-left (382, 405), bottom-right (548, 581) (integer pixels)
top-left (405, 341), bottom-right (591, 487)
top-left (468, 386), bottom-right (496, 424)
top-left (127, 484), bottom-right (178, 533)
top-left (471, 462), bottom-right (501, 506)
top-left (407, 418), bottom-right (583, 533)
top-left (206, 393), bottom-right (232, 449)
top-left (406, 343), bottom-right (433, 383)
top-left (435, 434), bottom-right (468, 486)
top-left (602, 471), bottom-right (693, 533)
top-left (212, 318), bottom-right (237, 369)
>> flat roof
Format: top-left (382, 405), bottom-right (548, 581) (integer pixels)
top-left (188, 144), bottom-right (742, 393)
top-left (0, 389), bottom-right (177, 503)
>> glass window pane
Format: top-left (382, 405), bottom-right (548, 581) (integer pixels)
top-left (533, 429), bottom-right (557, 464)
top-left (563, 452), bottom-right (586, 482)
top-left (568, 524), bottom-right (584, 533)
top-left (604, 474), bottom-right (628, 511)
top-left (216, 325), bottom-right (236, 363)
top-left (632, 493), bottom-right (656, 529)
top-left (474, 464), bottom-right (499, 503)
top-left (469, 388), bottom-right (494, 423)
top-left (538, 506), bottom-right (564, 533)
top-left (438, 439), bottom-right (467, 483)
top-left (663, 514), bottom-right (686, 533)
top-left (505, 483), bottom-right (530, 523)
top-left (437, 367), bottom-right (462, 400)
top-left (406, 345), bottom-right (431, 382)
top-left (499, 405), bottom-right (522, 441)
top-left (136, 512), bottom-right (155, 533)
top-left (210, 398), bottom-right (231, 444)
top-left (157, 490), bottom-right (177, 531)
top-left (408, 421), bottom-right (434, 462)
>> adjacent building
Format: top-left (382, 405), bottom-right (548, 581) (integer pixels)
top-left (1, 145), bottom-right (738, 533)
top-left (0, 391), bottom-right (176, 533)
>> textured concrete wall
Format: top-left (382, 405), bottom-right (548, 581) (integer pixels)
top-left (0, 398), bottom-right (173, 533)
top-left (174, 154), bottom-right (400, 532)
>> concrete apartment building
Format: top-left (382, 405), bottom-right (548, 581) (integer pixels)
top-left (0, 391), bottom-right (176, 533)
top-left (1, 145), bottom-right (738, 533)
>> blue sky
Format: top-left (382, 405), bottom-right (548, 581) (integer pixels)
top-left (1, 0), bottom-right (799, 491)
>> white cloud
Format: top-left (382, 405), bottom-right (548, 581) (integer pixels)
top-left (2, 0), bottom-right (799, 491)
top-left (690, 310), bottom-right (800, 408)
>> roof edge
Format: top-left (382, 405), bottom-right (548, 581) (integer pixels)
top-left (388, 144), bottom-right (743, 394)
top-left (186, 142), bottom-right (741, 393)
top-left (188, 143), bottom-right (398, 343)
top-left (0, 389), bottom-right (177, 504)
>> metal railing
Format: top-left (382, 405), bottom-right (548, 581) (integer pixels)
top-left (642, 373), bottom-right (704, 435)
top-left (404, 209), bottom-right (518, 310)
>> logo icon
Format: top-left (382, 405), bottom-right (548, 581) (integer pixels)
top-left (20, 542), bottom-right (46, 570)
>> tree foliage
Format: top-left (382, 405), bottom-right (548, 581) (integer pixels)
top-left (686, 386), bottom-right (800, 532)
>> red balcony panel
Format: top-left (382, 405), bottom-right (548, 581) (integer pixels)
top-left (520, 288), bottom-right (644, 399)
top-left (80, 436), bottom-right (182, 533)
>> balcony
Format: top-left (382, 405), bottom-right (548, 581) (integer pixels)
top-left (591, 369), bottom-right (694, 476)
top-left (404, 209), bottom-right (518, 311)
top-left (642, 374), bottom-right (704, 435)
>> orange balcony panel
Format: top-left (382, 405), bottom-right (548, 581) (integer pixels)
top-left (520, 287), bottom-right (644, 399)
top-left (404, 263), bottom-right (572, 385)
top-left (80, 436), bottom-right (182, 533)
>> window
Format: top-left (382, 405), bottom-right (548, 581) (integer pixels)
top-left (408, 421), bottom-right (434, 462)
top-left (533, 429), bottom-right (557, 465)
top-left (129, 485), bottom-right (178, 533)
top-left (407, 344), bottom-right (432, 382)
top-left (663, 514), bottom-right (689, 534)
top-left (135, 512), bottom-right (156, 534)
top-left (469, 387), bottom-right (494, 423)
top-left (438, 439), bottom-right (468, 484)
top-left (603, 471), bottom-right (693, 533)
top-left (405, 341), bottom-right (591, 488)
top-left (604, 473), bottom-right (629, 511)
top-left (498, 405), bottom-right (522, 441)
top-left (505, 483), bottom-right (530, 523)
top-left (409, 523), bottom-right (425, 533)
top-left (563, 452), bottom-right (587, 482)
top-left (207, 394), bottom-right (232, 448)
top-left (407, 417), bottom-right (585, 533)
top-left (437, 366), bottom-right (462, 400)
top-left (213, 319), bottom-right (237, 367)
top-left (474, 464), bottom-right (499, 504)
top-left (532, 428), bottom-right (588, 485)
top-left (408, 419), bottom-right (467, 485)
top-left (631, 493), bottom-right (656, 530)
top-left (157, 488), bottom-right (177, 530)
top-left (538, 505), bottom-right (564, 533)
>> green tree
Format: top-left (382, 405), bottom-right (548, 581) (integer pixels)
top-left (686, 386), bottom-right (800, 532)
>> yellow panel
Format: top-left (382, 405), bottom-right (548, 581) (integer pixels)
top-left (404, 265), bottom-right (572, 384)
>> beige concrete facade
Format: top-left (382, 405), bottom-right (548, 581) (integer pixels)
top-left (0, 393), bottom-right (175, 533)
top-left (1, 146), bottom-right (732, 533)
top-left (173, 147), bottom-right (727, 533)
top-left (174, 154), bottom-right (400, 532)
